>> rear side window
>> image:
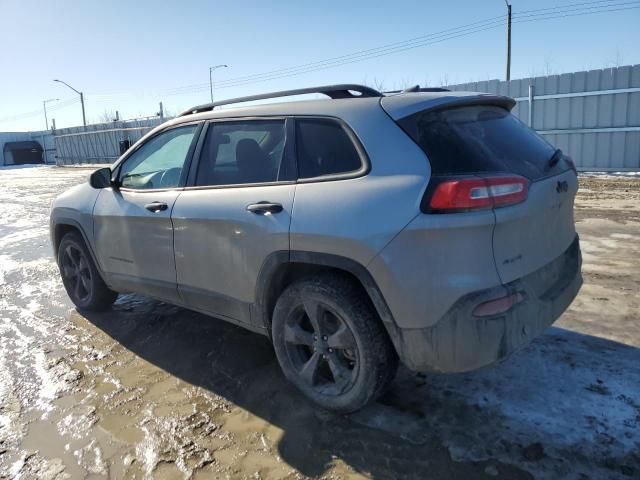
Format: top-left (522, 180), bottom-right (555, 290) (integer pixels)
top-left (296, 118), bottom-right (363, 179)
top-left (195, 120), bottom-right (287, 186)
top-left (398, 105), bottom-right (556, 180)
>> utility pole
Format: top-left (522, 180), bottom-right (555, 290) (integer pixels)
top-left (53, 79), bottom-right (87, 127)
top-left (42, 98), bottom-right (59, 130)
top-left (505, 0), bottom-right (512, 81)
top-left (209, 64), bottom-right (228, 102)
top-left (158, 101), bottom-right (164, 120)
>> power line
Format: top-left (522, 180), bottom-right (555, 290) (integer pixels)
top-left (0, 97), bottom-right (80, 124)
top-left (164, 19), bottom-right (510, 95)
top-left (162, 14), bottom-right (509, 95)
top-left (159, 0), bottom-right (637, 96)
top-left (47, 97), bottom-right (80, 111)
top-left (164, 1), bottom-right (639, 95)
top-left (511, 0), bottom-right (631, 15)
top-left (81, 0), bottom-right (637, 101)
top-left (513, 0), bottom-right (640, 18)
top-left (514, 3), bottom-right (640, 24)
top-left (2, 0), bottom-right (637, 121)
top-left (163, 0), bottom-right (631, 95)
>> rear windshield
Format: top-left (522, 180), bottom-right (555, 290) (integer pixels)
top-left (398, 105), bottom-right (556, 180)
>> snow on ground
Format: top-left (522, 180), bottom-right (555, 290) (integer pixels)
top-left (354, 326), bottom-right (640, 479)
top-left (0, 165), bottom-right (638, 479)
top-left (580, 171), bottom-right (640, 178)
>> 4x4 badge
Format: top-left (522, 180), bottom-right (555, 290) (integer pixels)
top-left (556, 180), bottom-right (568, 193)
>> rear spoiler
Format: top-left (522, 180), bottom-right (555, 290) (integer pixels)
top-left (380, 92), bottom-right (516, 120)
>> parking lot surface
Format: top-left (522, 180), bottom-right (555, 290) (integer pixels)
top-left (0, 166), bottom-right (638, 479)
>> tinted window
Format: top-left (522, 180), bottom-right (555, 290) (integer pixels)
top-left (195, 120), bottom-right (286, 186)
top-left (119, 125), bottom-right (198, 189)
top-left (296, 119), bottom-right (362, 179)
top-left (398, 105), bottom-right (556, 179)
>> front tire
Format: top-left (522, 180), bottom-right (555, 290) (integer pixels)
top-left (272, 274), bottom-right (398, 413)
top-left (57, 232), bottom-right (118, 311)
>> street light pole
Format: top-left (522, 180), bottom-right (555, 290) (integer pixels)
top-left (53, 79), bottom-right (86, 127)
top-left (209, 64), bottom-right (228, 102)
top-left (505, 0), bottom-right (512, 81)
top-left (42, 98), bottom-right (59, 130)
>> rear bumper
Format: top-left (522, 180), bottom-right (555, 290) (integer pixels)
top-left (393, 236), bottom-right (582, 373)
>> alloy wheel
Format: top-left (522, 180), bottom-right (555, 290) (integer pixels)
top-left (283, 299), bottom-right (359, 396)
top-left (60, 244), bottom-right (92, 303)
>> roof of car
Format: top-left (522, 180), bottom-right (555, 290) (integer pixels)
top-left (163, 85), bottom-right (515, 129)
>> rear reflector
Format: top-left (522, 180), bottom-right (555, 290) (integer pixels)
top-left (429, 175), bottom-right (529, 212)
top-left (473, 291), bottom-right (525, 317)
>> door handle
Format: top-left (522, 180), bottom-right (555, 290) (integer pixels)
top-left (144, 201), bottom-right (168, 213)
top-left (246, 202), bottom-right (283, 215)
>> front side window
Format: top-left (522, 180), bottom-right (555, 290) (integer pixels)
top-left (195, 120), bottom-right (287, 186)
top-left (296, 118), bottom-right (363, 179)
top-left (119, 124), bottom-right (199, 189)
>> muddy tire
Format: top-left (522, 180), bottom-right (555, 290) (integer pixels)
top-left (272, 274), bottom-right (398, 413)
top-left (57, 232), bottom-right (118, 311)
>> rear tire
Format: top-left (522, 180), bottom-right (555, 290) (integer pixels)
top-left (272, 274), bottom-right (398, 413)
top-left (57, 232), bottom-right (118, 311)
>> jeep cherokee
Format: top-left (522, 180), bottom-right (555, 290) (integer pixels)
top-left (50, 84), bottom-right (582, 412)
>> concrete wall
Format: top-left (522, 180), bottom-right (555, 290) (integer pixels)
top-left (447, 64), bottom-right (640, 171)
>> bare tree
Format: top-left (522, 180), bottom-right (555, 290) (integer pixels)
top-left (543, 54), bottom-right (556, 76)
top-left (97, 109), bottom-right (118, 123)
top-left (371, 76), bottom-right (387, 92)
top-left (161, 107), bottom-right (175, 119)
top-left (604, 48), bottom-right (624, 68)
top-left (398, 76), bottom-right (414, 90)
top-left (437, 73), bottom-right (451, 87)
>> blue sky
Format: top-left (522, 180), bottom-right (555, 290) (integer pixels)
top-left (1, 0), bottom-right (638, 131)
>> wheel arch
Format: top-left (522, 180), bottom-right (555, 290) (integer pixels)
top-left (51, 218), bottom-right (105, 278)
top-left (253, 251), bottom-right (402, 347)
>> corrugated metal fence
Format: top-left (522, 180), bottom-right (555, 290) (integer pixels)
top-left (447, 64), bottom-right (640, 171)
top-left (53, 118), bottom-right (166, 165)
top-left (47, 65), bottom-right (639, 170)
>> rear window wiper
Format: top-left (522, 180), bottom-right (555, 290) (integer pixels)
top-left (546, 148), bottom-right (563, 171)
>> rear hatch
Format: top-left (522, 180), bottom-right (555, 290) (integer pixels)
top-left (382, 93), bottom-right (578, 284)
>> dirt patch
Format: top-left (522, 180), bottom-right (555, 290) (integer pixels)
top-left (0, 167), bottom-right (638, 479)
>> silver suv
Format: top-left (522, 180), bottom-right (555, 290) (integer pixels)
top-left (50, 84), bottom-right (582, 412)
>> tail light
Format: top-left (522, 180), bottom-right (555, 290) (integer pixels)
top-left (426, 175), bottom-right (529, 213)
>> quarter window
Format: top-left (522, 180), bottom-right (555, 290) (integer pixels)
top-left (119, 124), bottom-right (198, 189)
top-left (195, 120), bottom-right (287, 186)
top-left (296, 119), bottom-right (362, 179)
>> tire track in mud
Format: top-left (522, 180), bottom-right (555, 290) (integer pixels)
top-left (0, 166), bottom-right (638, 479)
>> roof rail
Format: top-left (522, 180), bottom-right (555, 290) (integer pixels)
top-left (383, 85), bottom-right (451, 94)
top-left (179, 84), bottom-right (382, 116)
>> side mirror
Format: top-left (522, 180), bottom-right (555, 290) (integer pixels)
top-left (89, 167), bottom-right (113, 189)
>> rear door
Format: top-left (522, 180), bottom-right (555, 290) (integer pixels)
top-left (93, 123), bottom-right (201, 301)
top-left (172, 118), bottom-right (295, 327)
top-left (393, 102), bottom-right (578, 283)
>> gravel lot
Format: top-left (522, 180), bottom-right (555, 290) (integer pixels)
top-left (0, 166), bottom-right (638, 480)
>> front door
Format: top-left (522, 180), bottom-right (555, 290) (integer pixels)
top-left (93, 123), bottom-right (201, 301)
top-left (172, 118), bottom-right (295, 326)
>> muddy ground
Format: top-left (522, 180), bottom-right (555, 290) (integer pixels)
top-left (0, 166), bottom-right (638, 480)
